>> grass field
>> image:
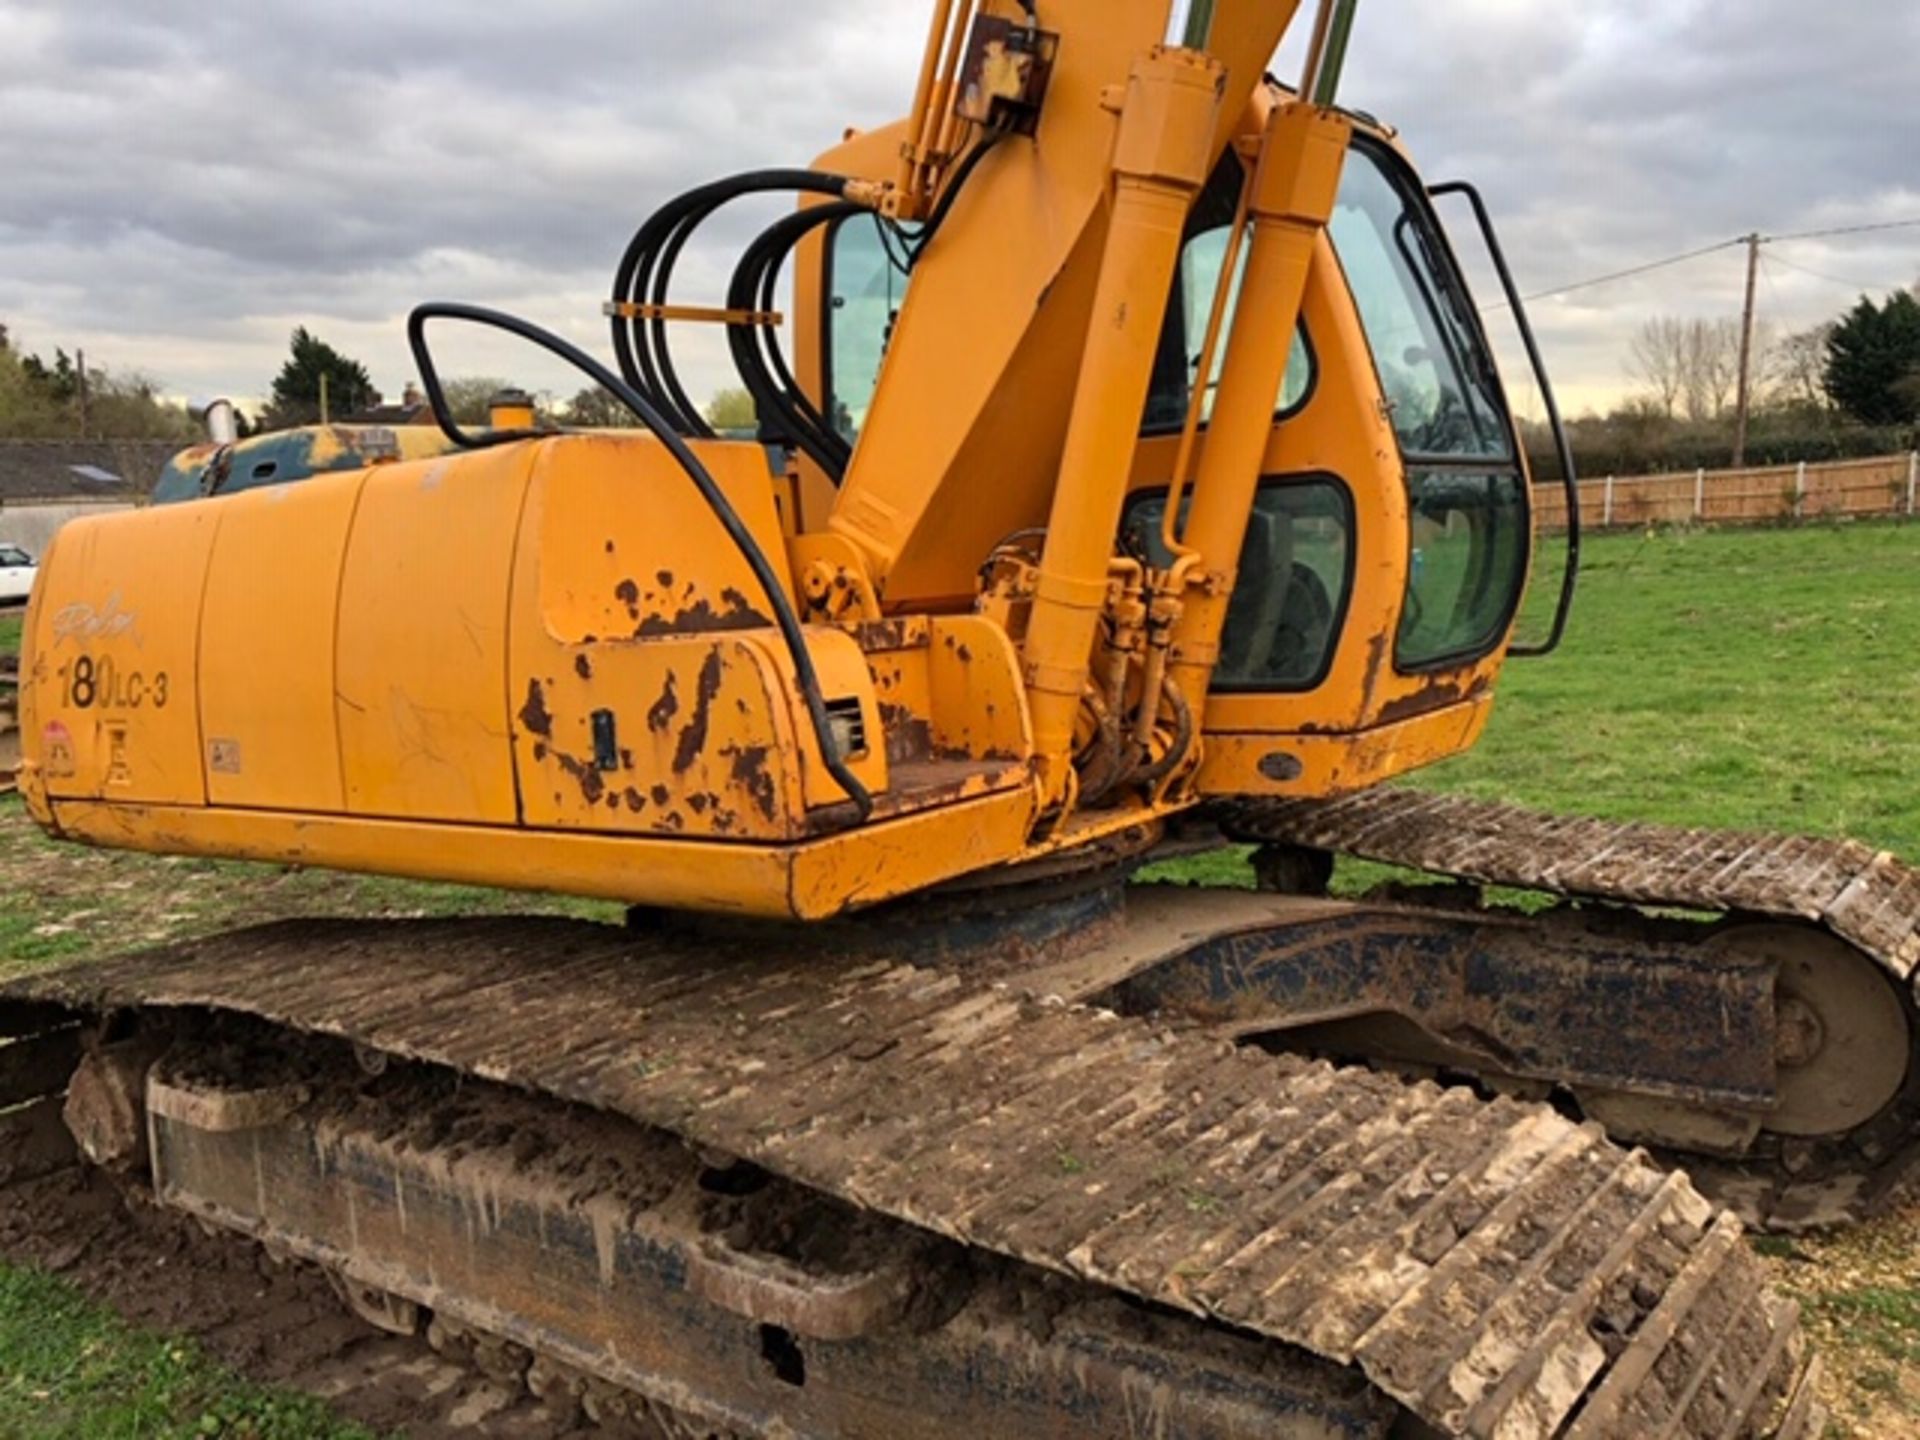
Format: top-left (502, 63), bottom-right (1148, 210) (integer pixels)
top-left (2, 520), bottom-right (1919, 1436)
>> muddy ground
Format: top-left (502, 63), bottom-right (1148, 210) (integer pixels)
top-left (0, 1167), bottom-right (608, 1438)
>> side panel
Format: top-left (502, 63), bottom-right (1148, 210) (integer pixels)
top-left (29, 505), bottom-right (220, 805)
top-left (200, 474), bottom-right (366, 812)
top-left (336, 446), bottom-right (533, 824)
top-left (508, 436), bottom-right (835, 843)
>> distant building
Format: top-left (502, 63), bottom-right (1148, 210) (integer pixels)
top-left (346, 382), bottom-right (433, 427)
top-left (0, 439), bottom-right (176, 553)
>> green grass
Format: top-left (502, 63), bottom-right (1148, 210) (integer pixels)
top-left (1424, 521), bottom-right (1920, 851)
top-left (0, 794), bottom-right (621, 981)
top-left (1150, 520), bottom-right (1920, 893)
top-left (0, 1267), bottom-right (378, 1440)
top-left (0, 612), bottom-right (20, 657)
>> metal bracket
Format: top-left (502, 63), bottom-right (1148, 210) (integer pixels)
top-left (601, 301), bottom-right (782, 328)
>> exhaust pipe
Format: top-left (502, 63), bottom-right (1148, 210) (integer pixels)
top-left (203, 398), bottom-right (238, 446)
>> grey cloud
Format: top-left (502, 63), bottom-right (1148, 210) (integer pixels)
top-left (0, 0), bottom-right (1913, 414)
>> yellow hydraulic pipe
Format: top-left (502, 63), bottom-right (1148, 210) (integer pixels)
top-left (899, 0), bottom-right (960, 198)
top-left (1020, 47), bottom-right (1226, 805)
top-left (1160, 150), bottom-right (1254, 565)
top-left (1166, 99), bottom-right (1352, 717)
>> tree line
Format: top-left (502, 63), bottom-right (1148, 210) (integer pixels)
top-left (1551, 286), bottom-right (1920, 478)
top-left (254, 327), bottom-right (758, 434)
top-left (0, 321), bottom-right (759, 444)
top-left (0, 323), bottom-right (202, 443)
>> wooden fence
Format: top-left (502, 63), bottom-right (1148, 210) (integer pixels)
top-left (1533, 452), bottom-right (1920, 534)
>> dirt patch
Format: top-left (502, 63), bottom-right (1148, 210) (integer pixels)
top-left (0, 1169), bottom-right (602, 1438)
top-left (1758, 1202), bottom-right (1920, 1438)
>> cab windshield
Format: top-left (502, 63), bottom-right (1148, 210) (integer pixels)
top-left (1331, 139), bottom-right (1528, 671)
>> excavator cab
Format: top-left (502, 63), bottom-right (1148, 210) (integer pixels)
top-left (798, 93), bottom-right (1571, 801)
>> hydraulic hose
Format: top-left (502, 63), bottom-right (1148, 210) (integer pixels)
top-left (610, 170), bottom-right (852, 434)
top-left (728, 202), bottom-right (863, 479)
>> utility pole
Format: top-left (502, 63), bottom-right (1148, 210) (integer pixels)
top-left (319, 372), bottom-right (330, 426)
top-left (76, 348), bottom-right (90, 440)
top-left (1730, 232), bottom-right (1762, 469)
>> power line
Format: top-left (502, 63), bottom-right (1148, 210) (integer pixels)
top-left (1765, 249), bottom-right (1907, 292)
top-left (1770, 216), bottom-right (1920, 243)
top-left (1513, 216), bottom-right (1920, 306)
top-left (1521, 237), bottom-right (1746, 302)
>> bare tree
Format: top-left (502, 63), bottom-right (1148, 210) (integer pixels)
top-left (437, 376), bottom-right (514, 426)
top-left (1681, 318), bottom-right (1742, 422)
top-left (1628, 317), bottom-right (1687, 418)
top-left (1769, 323), bottom-right (1833, 411)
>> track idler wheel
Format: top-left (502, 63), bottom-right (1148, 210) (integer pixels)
top-left (1703, 923), bottom-right (1912, 1139)
top-left (63, 1039), bottom-right (163, 1171)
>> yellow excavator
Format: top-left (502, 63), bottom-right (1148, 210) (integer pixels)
top-left (8, 0), bottom-right (1899, 1433)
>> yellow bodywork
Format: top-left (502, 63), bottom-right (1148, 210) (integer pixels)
top-left (20, 0), bottom-right (1533, 920)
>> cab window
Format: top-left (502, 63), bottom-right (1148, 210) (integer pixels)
top-left (1330, 139), bottom-right (1528, 670)
top-left (1144, 154), bottom-right (1312, 432)
top-left (1125, 478), bottom-right (1353, 692)
top-left (822, 156), bottom-right (1314, 450)
top-left (824, 215), bottom-right (914, 446)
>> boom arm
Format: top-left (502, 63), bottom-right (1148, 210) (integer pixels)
top-left (826, 0), bottom-right (1308, 607)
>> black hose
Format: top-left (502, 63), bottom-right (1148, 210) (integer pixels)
top-left (407, 300), bottom-right (874, 824)
top-left (909, 132), bottom-right (1005, 266)
top-left (610, 170), bottom-right (851, 433)
top-left (728, 203), bottom-right (861, 479)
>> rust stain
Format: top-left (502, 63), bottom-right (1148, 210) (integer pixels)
top-left (1375, 674), bottom-right (1488, 728)
top-left (647, 673), bottom-right (680, 733)
top-left (634, 599), bottom-right (772, 639)
top-left (615, 579), bottom-right (641, 621)
top-left (623, 787), bottom-right (647, 813)
top-left (650, 784), bottom-right (671, 807)
top-left (852, 618), bottom-right (914, 652)
top-left (1358, 631), bottom-right (1390, 714)
top-left (727, 745), bottom-right (778, 823)
top-left (518, 679), bottom-right (553, 739)
top-left (878, 700), bottom-right (937, 767)
top-left (554, 751), bottom-right (606, 806)
top-left (688, 794), bottom-right (709, 815)
top-left (574, 654), bottom-right (593, 681)
top-left (671, 651), bottom-right (725, 774)
top-left (657, 570), bottom-right (674, 589)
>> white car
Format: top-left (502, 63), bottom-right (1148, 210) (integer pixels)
top-left (0, 544), bottom-right (36, 605)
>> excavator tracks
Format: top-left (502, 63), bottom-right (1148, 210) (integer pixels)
top-left (1, 915), bottom-right (1819, 1438)
top-left (1224, 789), bottom-right (1920, 1229)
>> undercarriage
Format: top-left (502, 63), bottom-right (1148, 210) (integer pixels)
top-left (1222, 790), bottom-right (1920, 1230)
top-left (1, 862), bottom-right (1829, 1439)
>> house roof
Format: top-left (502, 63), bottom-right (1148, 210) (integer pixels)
top-left (0, 439), bottom-right (184, 501)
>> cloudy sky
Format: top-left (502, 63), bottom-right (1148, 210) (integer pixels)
top-left (1, 0), bottom-right (1915, 420)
